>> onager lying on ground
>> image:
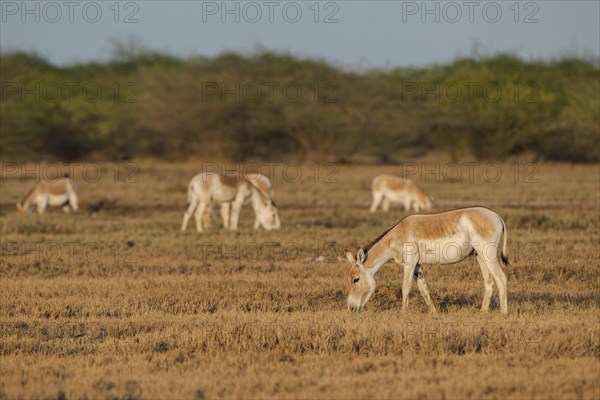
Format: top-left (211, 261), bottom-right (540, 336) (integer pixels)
top-left (346, 206), bottom-right (509, 314)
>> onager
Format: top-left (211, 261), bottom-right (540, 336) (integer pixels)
top-left (16, 178), bottom-right (79, 215)
top-left (202, 172), bottom-right (279, 230)
top-left (181, 172), bottom-right (280, 232)
top-left (346, 207), bottom-right (509, 314)
top-left (369, 174), bottom-right (432, 213)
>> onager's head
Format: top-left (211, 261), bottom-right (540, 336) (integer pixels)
top-left (414, 190), bottom-right (433, 211)
top-left (345, 249), bottom-right (376, 312)
top-left (256, 200), bottom-right (281, 230)
top-left (420, 195), bottom-right (433, 211)
top-left (16, 202), bottom-right (27, 215)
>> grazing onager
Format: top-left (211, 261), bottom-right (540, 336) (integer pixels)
top-left (181, 172), bottom-right (280, 232)
top-left (346, 206), bottom-right (509, 314)
top-left (369, 174), bottom-right (432, 213)
top-left (203, 172), bottom-right (280, 230)
top-left (16, 178), bottom-right (79, 215)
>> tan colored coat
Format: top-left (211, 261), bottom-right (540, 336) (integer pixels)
top-left (17, 179), bottom-right (79, 215)
top-left (346, 207), bottom-right (509, 314)
top-left (369, 174), bottom-right (432, 213)
top-left (181, 172), bottom-right (280, 232)
top-left (202, 173), bottom-right (278, 229)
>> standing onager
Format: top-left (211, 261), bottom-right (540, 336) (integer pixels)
top-left (346, 207), bottom-right (509, 314)
top-left (181, 172), bottom-right (280, 232)
top-left (202, 172), bottom-right (279, 230)
top-left (16, 178), bottom-right (79, 215)
top-left (369, 174), bottom-right (432, 213)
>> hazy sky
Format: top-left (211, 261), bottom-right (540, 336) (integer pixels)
top-left (1, 1), bottom-right (598, 67)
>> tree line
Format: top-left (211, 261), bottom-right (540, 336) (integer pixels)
top-left (1, 49), bottom-right (598, 163)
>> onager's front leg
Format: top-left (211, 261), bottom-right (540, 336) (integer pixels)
top-left (486, 261), bottom-right (508, 315)
top-left (369, 191), bottom-right (384, 213)
top-left (36, 200), bottom-right (47, 214)
top-left (411, 201), bottom-right (420, 212)
top-left (220, 202), bottom-right (231, 229)
top-left (401, 262), bottom-right (417, 312)
top-left (229, 195), bottom-right (245, 230)
top-left (69, 194), bottom-right (79, 212)
top-left (381, 197), bottom-right (391, 212)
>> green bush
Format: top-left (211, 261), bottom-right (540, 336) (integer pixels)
top-left (1, 50), bottom-right (598, 162)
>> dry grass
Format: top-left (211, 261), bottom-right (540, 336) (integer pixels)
top-left (1, 161), bottom-right (599, 399)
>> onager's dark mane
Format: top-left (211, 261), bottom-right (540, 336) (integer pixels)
top-left (20, 184), bottom-right (38, 204)
top-left (246, 178), bottom-right (275, 207)
top-left (364, 218), bottom-right (406, 253)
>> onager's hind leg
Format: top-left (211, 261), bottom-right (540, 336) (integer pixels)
top-left (484, 260), bottom-right (508, 314)
top-left (181, 198), bottom-right (198, 231)
top-left (477, 255), bottom-right (495, 312)
top-left (369, 191), bottom-right (384, 213)
top-left (414, 265), bottom-right (437, 313)
top-left (193, 202), bottom-right (209, 232)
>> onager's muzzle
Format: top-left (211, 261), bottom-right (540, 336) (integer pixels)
top-left (347, 297), bottom-right (364, 312)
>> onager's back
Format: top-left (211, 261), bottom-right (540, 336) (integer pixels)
top-left (391, 207), bottom-right (506, 264)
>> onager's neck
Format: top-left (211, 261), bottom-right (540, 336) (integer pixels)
top-left (364, 236), bottom-right (393, 275)
top-left (250, 186), bottom-right (266, 210)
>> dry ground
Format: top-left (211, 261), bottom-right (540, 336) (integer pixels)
top-left (1, 161), bottom-right (599, 399)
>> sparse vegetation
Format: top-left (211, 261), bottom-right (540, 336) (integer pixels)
top-left (1, 161), bottom-right (598, 399)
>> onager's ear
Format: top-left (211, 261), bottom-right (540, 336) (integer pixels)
top-left (345, 251), bottom-right (356, 264)
top-left (357, 248), bottom-right (366, 264)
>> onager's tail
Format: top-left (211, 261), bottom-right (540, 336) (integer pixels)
top-left (500, 217), bottom-right (510, 266)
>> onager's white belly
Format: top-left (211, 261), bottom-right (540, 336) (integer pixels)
top-left (47, 193), bottom-right (69, 206)
top-left (385, 189), bottom-right (409, 203)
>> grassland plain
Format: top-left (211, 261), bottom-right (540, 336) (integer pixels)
top-left (0, 161), bottom-right (599, 399)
